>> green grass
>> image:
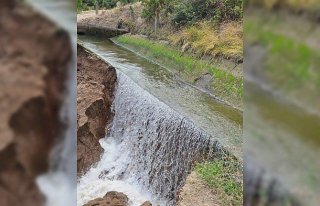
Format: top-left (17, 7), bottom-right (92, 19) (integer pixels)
top-left (245, 19), bottom-right (320, 91)
top-left (114, 35), bottom-right (243, 106)
top-left (195, 159), bottom-right (243, 206)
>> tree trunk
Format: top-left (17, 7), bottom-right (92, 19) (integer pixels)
top-left (154, 10), bottom-right (160, 34)
top-left (95, 1), bottom-right (99, 15)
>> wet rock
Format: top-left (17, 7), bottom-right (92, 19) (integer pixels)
top-left (0, 0), bottom-right (72, 205)
top-left (84, 191), bottom-right (129, 206)
top-left (77, 45), bottom-right (117, 176)
top-left (141, 201), bottom-right (152, 206)
top-left (194, 73), bottom-right (213, 93)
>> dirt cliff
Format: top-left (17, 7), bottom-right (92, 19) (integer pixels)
top-left (0, 0), bottom-right (72, 205)
top-left (77, 44), bottom-right (117, 176)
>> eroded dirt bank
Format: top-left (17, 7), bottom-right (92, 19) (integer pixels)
top-left (0, 0), bottom-right (72, 205)
top-left (77, 44), bottom-right (117, 176)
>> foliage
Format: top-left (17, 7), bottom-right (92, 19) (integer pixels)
top-left (77, 0), bottom-right (138, 11)
top-left (195, 159), bottom-right (243, 206)
top-left (245, 0), bottom-right (320, 11)
top-left (141, 0), bottom-right (172, 19)
top-left (141, 0), bottom-right (243, 27)
top-left (171, 0), bottom-right (243, 26)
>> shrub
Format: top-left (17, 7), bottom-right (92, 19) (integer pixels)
top-left (171, 0), bottom-right (243, 27)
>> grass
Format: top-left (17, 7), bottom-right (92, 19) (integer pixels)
top-left (170, 22), bottom-right (243, 61)
top-left (245, 17), bottom-right (320, 91)
top-left (195, 159), bottom-right (243, 206)
top-left (114, 35), bottom-right (243, 106)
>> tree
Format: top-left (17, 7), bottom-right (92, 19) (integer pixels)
top-left (141, 0), bottom-right (170, 34)
top-left (95, 0), bottom-right (99, 14)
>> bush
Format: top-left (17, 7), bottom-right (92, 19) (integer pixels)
top-left (77, 0), bottom-right (138, 11)
top-left (171, 0), bottom-right (243, 27)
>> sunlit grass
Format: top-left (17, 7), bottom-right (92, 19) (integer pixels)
top-left (170, 22), bottom-right (243, 61)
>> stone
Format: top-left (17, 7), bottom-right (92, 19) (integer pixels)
top-left (141, 201), bottom-right (152, 206)
top-left (83, 191), bottom-right (129, 206)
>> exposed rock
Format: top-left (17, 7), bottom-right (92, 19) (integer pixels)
top-left (83, 191), bottom-right (129, 206)
top-left (194, 73), bottom-right (213, 93)
top-left (141, 201), bottom-right (152, 206)
top-left (0, 0), bottom-right (72, 205)
top-left (77, 44), bottom-right (117, 176)
top-left (77, 22), bottom-right (128, 37)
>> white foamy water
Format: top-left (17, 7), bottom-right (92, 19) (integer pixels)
top-left (77, 138), bottom-right (153, 206)
top-left (78, 72), bottom-right (222, 206)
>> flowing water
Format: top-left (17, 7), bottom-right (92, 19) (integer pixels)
top-left (78, 72), bottom-right (225, 205)
top-left (244, 47), bottom-right (320, 205)
top-left (26, 1), bottom-right (77, 206)
top-left (78, 36), bottom-right (243, 157)
top-left (77, 36), bottom-right (242, 205)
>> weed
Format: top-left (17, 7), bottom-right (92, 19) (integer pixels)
top-left (195, 159), bottom-right (243, 206)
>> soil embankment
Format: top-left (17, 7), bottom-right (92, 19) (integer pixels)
top-left (177, 172), bottom-right (220, 206)
top-left (77, 44), bottom-right (117, 176)
top-left (0, 0), bottom-right (72, 205)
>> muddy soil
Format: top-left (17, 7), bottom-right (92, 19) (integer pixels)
top-left (0, 0), bottom-right (72, 205)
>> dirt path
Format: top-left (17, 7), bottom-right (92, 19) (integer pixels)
top-left (177, 172), bottom-right (220, 206)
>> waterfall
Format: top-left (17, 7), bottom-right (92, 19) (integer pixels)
top-left (36, 53), bottom-right (77, 206)
top-left (78, 71), bottom-right (225, 206)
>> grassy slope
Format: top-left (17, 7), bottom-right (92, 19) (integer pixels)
top-left (245, 9), bottom-right (320, 111)
top-left (113, 35), bottom-right (243, 108)
top-left (169, 21), bottom-right (243, 62)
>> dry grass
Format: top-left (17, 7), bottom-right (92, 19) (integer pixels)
top-left (78, 3), bottom-right (243, 62)
top-left (170, 22), bottom-right (243, 61)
